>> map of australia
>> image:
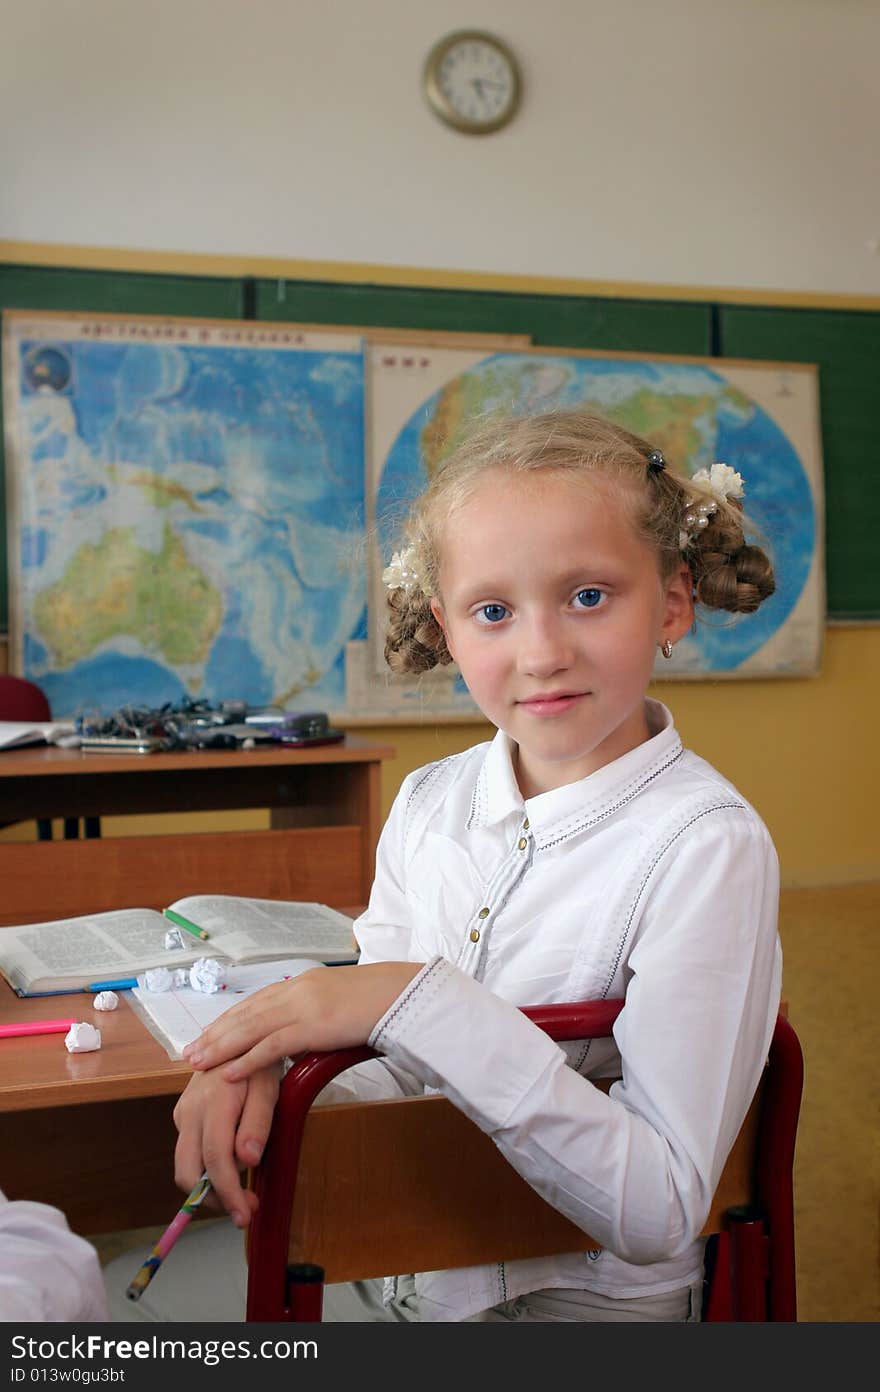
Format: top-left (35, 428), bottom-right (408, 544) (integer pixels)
top-left (5, 318), bottom-right (366, 718)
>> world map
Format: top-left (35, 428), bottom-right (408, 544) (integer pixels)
top-left (374, 351), bottom-right (820, 683)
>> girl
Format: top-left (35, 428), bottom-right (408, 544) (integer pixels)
top-left (168, 409), bottom-right (782, 1323)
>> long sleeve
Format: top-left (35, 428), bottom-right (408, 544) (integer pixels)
top-left (369, 804), bottom-right (781, 1265)
top-left (0, 1190), bottom-right (109, 1322)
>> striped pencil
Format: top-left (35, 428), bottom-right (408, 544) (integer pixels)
top-left (125, 1172), bottom-right (212, 1301)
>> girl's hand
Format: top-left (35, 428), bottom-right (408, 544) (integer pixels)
top-left (182, 961), bottom-right (422, 1081)
top-left (172, 1063), bottom-right (281, 1227)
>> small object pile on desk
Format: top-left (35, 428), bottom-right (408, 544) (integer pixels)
top-left (75, 699), bottom-right (344, 752)
top-left (140, 958), bottom-right (226, 994)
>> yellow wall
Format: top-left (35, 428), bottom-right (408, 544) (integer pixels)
top-left (3, 625), bottom-right (876, 888)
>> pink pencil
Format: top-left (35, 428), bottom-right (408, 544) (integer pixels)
top-left (126, 1172), bottom-right (212, 1301)
top-left (0, 1018), bottom-right (76, 1039)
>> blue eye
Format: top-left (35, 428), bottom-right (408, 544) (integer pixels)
top-left (574, 588), bottom-right (603, 609)
top-left (476, 603), bottom-right (509, 624)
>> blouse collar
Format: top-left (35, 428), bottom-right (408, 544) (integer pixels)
top-left (467, 699), bottom-right (683, 849)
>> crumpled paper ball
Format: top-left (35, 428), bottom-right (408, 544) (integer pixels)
top-left (65, 1021), bottom-right (102, 1053)
top-left (92, 990), bottom-right (119, 1011)
top-left (164, 928), bottom-right (185, 951)
top-left (189, 957), bottom-right (226, 994)
top-left (141, 967), bottom-right (174, 993)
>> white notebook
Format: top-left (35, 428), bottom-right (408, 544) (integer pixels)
top-left (130, 957), bottom-right (325, 1059)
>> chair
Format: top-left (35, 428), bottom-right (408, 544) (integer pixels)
top-left (245, 1000), bottom-right (803, 1323)
top-left (0, 673), bottom-right (101, 840)
top-left (0, 673), bottom-right (51, 723)
top-left (0, 675), bottom-right (53, 840)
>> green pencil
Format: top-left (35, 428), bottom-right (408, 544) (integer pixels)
top-left (162, 907), bottom-right (210, 941)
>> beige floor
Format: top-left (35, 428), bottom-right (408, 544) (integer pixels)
top-left (94, 882), bottom-right (880, 1322)
top-left (777, 882), bottom-right (879, 1322)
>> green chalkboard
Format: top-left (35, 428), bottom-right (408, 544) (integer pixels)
top-left (255, 278), bottom-right (713, 356)
top-left (1, 262), bottom-right (876, 636)
top-left (720, 306), bottom-right (880, 619)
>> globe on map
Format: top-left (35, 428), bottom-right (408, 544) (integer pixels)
top-left (376, 353), bottom-right (816, 675)
top-left (24, 345), bottom-right (72, 393)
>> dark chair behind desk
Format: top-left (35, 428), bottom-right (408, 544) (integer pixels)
top-left (0, 675), bottom-right (54, 840)
top-left (0, 674), bottom-right (100, 840)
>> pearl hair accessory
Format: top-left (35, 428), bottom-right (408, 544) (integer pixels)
top-left (382, 545), bottom-right (423, 594)
top-left (679, 463), bottom-right (745, 550)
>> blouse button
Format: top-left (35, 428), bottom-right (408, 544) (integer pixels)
top-left (522, 818), bottom-right (530, 830)
top-left (477, 907), bottom-right (490, 919)
top-left (469, 928), bottom-right (481, 943)
top-left (518, 837), bottom-right (528, 850)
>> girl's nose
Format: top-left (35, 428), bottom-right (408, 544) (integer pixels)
top-left (517, 615), bottom-right (573, 677)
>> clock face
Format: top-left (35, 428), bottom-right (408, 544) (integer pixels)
top-left (424, 31), bottom-right (521, 134)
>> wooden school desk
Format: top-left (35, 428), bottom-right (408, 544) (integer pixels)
top-left (0, 735), bottom-right (394, 913)
top-left (0, 735), bottom-right (392, 1233)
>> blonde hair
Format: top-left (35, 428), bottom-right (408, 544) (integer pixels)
top-left (384, 408), bottom-right (775, 675)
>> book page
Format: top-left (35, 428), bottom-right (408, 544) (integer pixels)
top-left (130, 958), bottom-right (321, 1059)
top-left (170, 896), bottom-right (358, 962)
top-left (0, 720), bottom-right (74, 749)
top-left (0, 909), bottom-right (205, 993)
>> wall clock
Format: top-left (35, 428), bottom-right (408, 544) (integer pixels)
top-left (423, 30), bottom-right (521, 135)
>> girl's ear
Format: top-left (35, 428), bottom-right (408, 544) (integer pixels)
top-left (429, 598), bottom-right (455, 662)
top-left (661, 563), bottom-right (695, 645)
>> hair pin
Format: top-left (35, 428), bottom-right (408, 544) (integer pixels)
top-left (646, 449), bottom-right (666, 476)
top-left (382, 545), bottom-right (423, 594)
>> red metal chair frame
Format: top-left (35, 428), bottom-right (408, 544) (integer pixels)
top-left (245, 1000), bottom-right (802, 1323)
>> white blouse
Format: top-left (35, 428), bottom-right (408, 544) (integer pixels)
top-left (328, 700), bottom-right (781, 1321)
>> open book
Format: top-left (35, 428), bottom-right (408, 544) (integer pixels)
top-left (0, 895), bottom-right (358, 997)
top-left (0, 720), bottom-right (77, 751)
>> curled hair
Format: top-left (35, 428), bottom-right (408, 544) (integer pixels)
top-left (384, 585), bottom-right (452, 674)
top-left (383, 408), bottom-right (775, 674)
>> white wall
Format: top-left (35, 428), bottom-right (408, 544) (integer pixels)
top-left (1, 0), bottom-right (878, 295)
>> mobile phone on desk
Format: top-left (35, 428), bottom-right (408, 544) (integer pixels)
top-left (79, 736), bottom-right (166, 754)
top-left (271, 728), bottom-right (345, 747)
top-left (268, 712), bottom-right (345, 746)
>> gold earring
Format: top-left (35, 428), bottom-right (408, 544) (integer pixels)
top-left (661, 640), bottom-right (673, 659)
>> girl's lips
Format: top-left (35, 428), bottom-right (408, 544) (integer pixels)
top-left (518, 692), bottom-right (586, 717)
